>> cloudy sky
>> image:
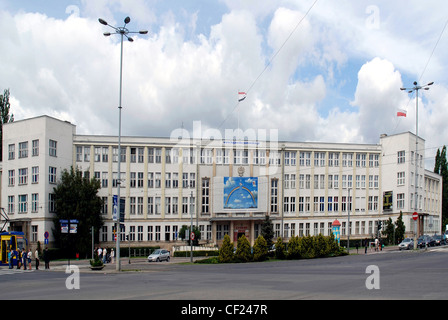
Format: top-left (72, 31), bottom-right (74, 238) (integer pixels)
top-left (1, 0), bottom-right (447, 168)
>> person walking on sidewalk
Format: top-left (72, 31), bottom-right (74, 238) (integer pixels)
top-left (43, 247), bottom-right (50, 269)
top-left (35, 248), bottom-right (40, 270)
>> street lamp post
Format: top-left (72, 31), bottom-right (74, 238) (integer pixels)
top-left (400, 81), bottom-right (433, 250)
top-left (99, 16), bottom-right (147, 271)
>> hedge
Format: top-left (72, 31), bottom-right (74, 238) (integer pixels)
top-left (213, 234), bottom-right (345, 264)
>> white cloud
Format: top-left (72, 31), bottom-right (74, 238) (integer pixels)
top-left (0, 1), bottom-right (447, 169)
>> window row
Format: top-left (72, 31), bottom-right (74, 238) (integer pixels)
top-left (75, 145), bottom-right (381, 168)
top-left (284, 174), bottom-right (380, 190)
top-left (8, 139), bottom-right (57, 160)
top-left (100, 224), bottom-right (212, 242)
top-left (282, 196), bottom-right (379, 214)
top-left (101, 196), bottom-right (196, 216)
top-left (7, 193), bottom-right (55, 214)
top-left (94, 171), bottom-right (196, 189)
top-left (7, 167), bottom-right (57, 186)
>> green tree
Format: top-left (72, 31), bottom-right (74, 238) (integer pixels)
top-left (253, 235), bottom-right (268, 262)
top-left (218, 234), bottom-right (234, 263)
top-left (384, 217), bottom-right (395, 244)
top-left (435, 146), bottom-right (448, 226)
top-left (287, 236), bottom-right (301, 259)
top-left (53, 166), bottom-right (103, 258)
top-left (274, 237), bottom-right (286, 260)
top-left (395, 211), bottom-right (406, 243)
top-left (314, 234), bottom-right (329, 257)
top-left (179, 225), bottom-right (201, 246)
top-left (235, 234), bottom-right (251, 262)
top-left (0, 89), bottom-right (14, 161)
top-left (261, 215), bottom-right (274, 248)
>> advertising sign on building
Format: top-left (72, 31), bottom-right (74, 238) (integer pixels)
top-left (223, 177), bottom-right (258, 209)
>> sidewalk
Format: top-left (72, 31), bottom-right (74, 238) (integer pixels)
top-left (349, 245), bottom-right (399, 255)
top-left (42, 256), bottom-right (197, 273)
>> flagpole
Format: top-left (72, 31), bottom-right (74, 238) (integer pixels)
top-left (237, 91), bottom-right (240, 141)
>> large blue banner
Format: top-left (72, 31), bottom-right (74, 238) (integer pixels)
top-left (223, 177), bottom-right (258, 209)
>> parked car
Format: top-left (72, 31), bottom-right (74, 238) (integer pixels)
top-left (417, 235), bottom-right (435, 248)
top-left (147, 249), bottom-right (170, 262)
top-left (432, 234), bottom-right (445, 246)
top-left (398, 238), bottom-right (414, 250)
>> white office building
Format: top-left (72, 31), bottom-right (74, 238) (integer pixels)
top-left (1, 115), bottom-right (442, 250)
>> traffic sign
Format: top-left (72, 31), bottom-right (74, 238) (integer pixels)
top-left (412, 212), bottom-right (418, 221)
top-left (44, 231), bottom-right (49, 239)
top-left (190, 232), bottom-right (195, 241)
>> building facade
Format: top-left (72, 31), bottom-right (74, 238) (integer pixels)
top-left (1, 115), bottom-right (443, 250)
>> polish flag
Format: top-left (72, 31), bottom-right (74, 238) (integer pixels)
top-left (397, 109), bottom-right (407, 117)
top-left (238, 92), bottom-right (246, 102)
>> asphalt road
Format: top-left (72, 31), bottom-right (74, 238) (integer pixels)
top-left (1, 246), bottom-right (447, 301)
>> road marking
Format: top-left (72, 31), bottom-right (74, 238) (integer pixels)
top-left (0, 268), bottom-right (35, 276)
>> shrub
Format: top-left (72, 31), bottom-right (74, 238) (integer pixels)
top-left (287, 236), bottom-right (301, 259)
top-left (235, 235), bottom-right (252, 262)
top-left (274, 237), bottom-right (286, 260)
top-left (218, 234), bottom-right (234, 263)
top-left (253, 235), bottom-right (268, 262)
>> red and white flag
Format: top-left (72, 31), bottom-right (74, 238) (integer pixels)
top-left (238, 92), bottom-right (246, 102)
top-left (397, 109), bottom-right (407, 117)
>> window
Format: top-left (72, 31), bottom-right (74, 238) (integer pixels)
top-left (18, 195), bottom-right (28, 213)
top-left (356, 153), bottom-right (366, 167)
top-left (397, 150), bottom-right (405, 164)
top-left (172, 197), bottom-right (178, 215)
top-left (32, 140), bottom-right (39, 156)
top-left (155, 148), bottom-right (162, 163)
top-left (138, 148), bottom-right (144, 163)
top-left (31, 194), bottom-right (39, 213)
top-left (84, 146), bottom-right (90, 162)
top-left (165, 197), bottom-right (171, 214)
top-left (8, 144), bottom-right (15, 160)
top-left (18, 168), bottom-right (28, 185)
top-left (8, 196), bottom-right (14, 214)
top-left (130, 147), bottom-right (137, 163)
top-left (48, 193), bottom-right (56, 213)
top-left (397, 193), bottom-right (405, 209)
top-left (397, 172), bottom-right (405, 186)
top-left (19, 141), bottom-right (28, 158)
top-left (32, 166), bottom-right (39, 184)
top-left (49, 140), bottom-right (57, 157)
top-left (94, 147), bottom-right (101, 162)
top-left (102, 147), bottom-right (109, 162)
top-left (270, 179), bottom-right (278, 213)
top-left (148, 148), bottom-right (154, 163)
top-left (8, 170), bottom-right (15, 186)
top-left (148, 197), bottom-right (153, 215)
top-left (102, 172), bottom-right (108, 188)
top-left (138, 172), bottom-right (144, 188)
top-left (49, 167), bottom-right (57, 184)
top-left (202, 178), bottom-right (210, 214)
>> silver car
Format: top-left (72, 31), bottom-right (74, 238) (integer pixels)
top-left (398, 238), bottom-right (414, 250)
top-left (147, 249), bottom-right (170, 262)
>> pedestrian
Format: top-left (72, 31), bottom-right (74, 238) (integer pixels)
top-left (43, 247), bottom-right (50, 269)
top-left (102, 248), bottom-right (107, 264)
top-left (364, 238), bottom-right (368, 254)
top-left (35, 248), bottom-right (40, 270)
top-left (8, 249), bottom-right (13, 269)
top-left (27, 249), bottom-right (32, 269)
top-left (110, 248), bottom-right (114, 264)
top-left (374, 238), bottom-right (379, 251)
top-left (97, 247), bottom-right (102, 260)
top-left (16, 249), bottom-right (21, 269)
top-left (22, 248), bottom-right (27, 270)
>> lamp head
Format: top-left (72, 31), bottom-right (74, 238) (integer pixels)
top-left (124, 16), bottom-right (131, 24)
top-left (98, 18), bottom-right (108, 25)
